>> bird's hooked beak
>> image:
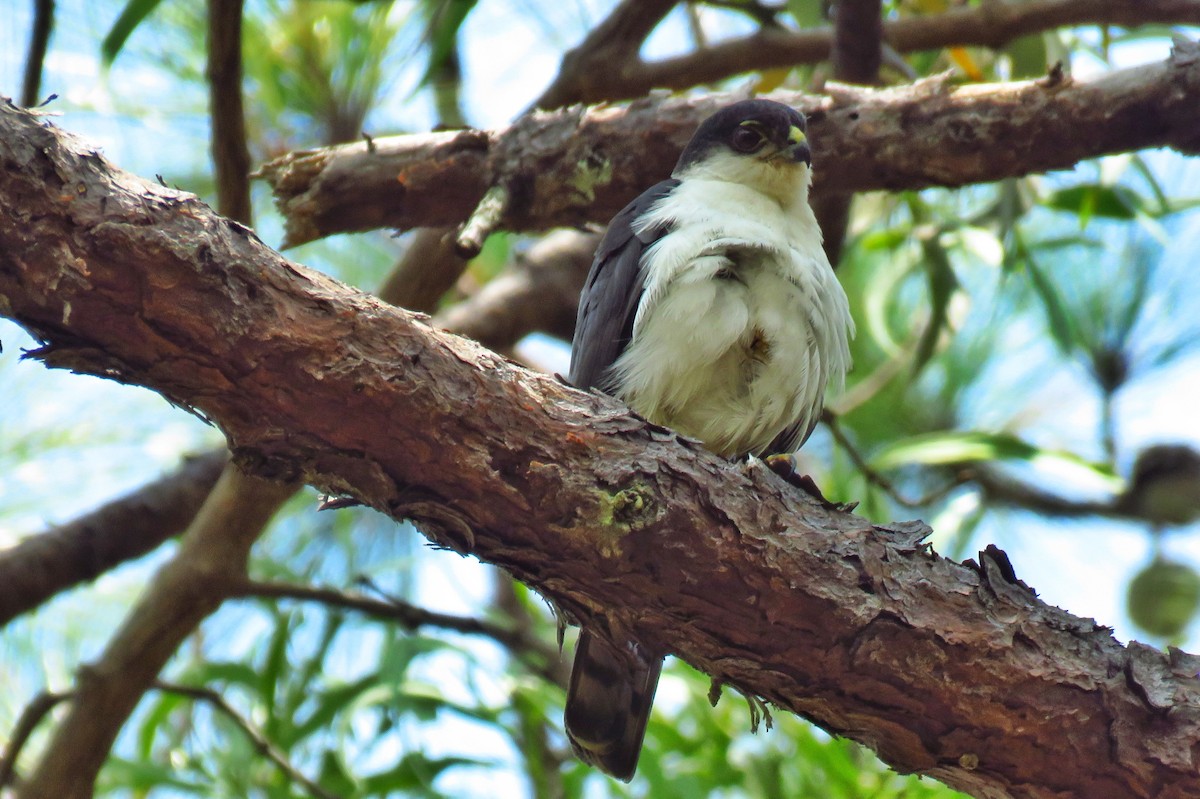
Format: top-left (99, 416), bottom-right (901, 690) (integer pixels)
top-left (783, 125), bottom-right (811, 166)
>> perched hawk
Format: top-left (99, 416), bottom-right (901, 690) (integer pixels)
top-left (566, 99), bottom-right (855, 780)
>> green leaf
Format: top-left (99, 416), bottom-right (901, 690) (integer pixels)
top-left (360, 753), bottom-right (484, 796)
top-left (873, 430), bottom-right (1041, 469)
top-left (260, 609), bottom-right (294, 736)
top-left (785, 0), bottom-right (825, 28)
top-left (1004, 33), bottom-right (1048, 79)
top-left (912, 231), bottom-right (959, 376)
top-left (187, 659), bottom-right (264, 690)
top-left (136, 691), bottom-right (187, 759)
top-left (316, 749), bottom-right (360, 797)
top-left (1046, 184), bottom-right (1147, 223)
top-left (1019, 238), bottom-right (1075, 355)
top-left (1023, 234), bottom-right (1103, 252)
top-left (872, 432), bottom-right (1118, 492)
top-left (101, 0), bottom-right (166, 66)
top-left (289, 674), bottom-right (381, 745)
top-left (101, 756), bottom-right (209, 794)
top-left (419, 0), bottom-right (478, 85)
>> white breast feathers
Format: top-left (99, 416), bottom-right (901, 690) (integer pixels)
top-left (609, 176), bottom-right (854, 458)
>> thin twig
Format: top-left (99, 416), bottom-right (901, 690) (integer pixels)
top-left (0, 690), bottom-right (72, 787)
top-left (153, 681), bottom-right (342, 799)
top-left (230, 578), bottom-right (563, 684)
top-left (822, 411), bottom-right (966, 509)
top-left (455, 184), bottom-right (509, 258)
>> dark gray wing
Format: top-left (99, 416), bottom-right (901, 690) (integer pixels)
top-left (569, 179), bottom-right (679, 390)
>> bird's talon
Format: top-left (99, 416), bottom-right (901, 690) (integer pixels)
top-left (763, 455), bottom-right (854, 512)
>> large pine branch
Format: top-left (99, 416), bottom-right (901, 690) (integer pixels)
top-left (258, 44), bottom-right (1200, 247)
top-left (3, 100), bottom-right (1199, 798)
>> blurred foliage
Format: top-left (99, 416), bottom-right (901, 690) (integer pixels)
top-left (1128, 556), bottom-right (1200, 642)
top-left (4, 1), bottom-right (1200, 797)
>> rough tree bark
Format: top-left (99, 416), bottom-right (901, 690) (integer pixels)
top-left (3, 99), bottom-right (1200, 799)
top-left (258, 44), bottom-right (1200, 246)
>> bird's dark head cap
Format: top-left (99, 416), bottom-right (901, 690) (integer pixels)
top-left (674, 99), bottom-right (810, 175)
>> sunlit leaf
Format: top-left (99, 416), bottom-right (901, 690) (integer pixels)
top-left (872, 432), bottom-right (1116, 491)
top-left (752, 67), bottom-right (793, 94)
top-left (947, 46), bottom-right (983, 80)
top-left (946, 226), bottom-right (1004, 267)
top-left (873, 430), bottom-right (1043, 469)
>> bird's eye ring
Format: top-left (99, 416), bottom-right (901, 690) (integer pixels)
top-left (730, 126), bottom-right (765, 153)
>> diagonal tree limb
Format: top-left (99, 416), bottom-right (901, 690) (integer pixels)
top-left (0, 228), bottom-right (592, 630)
top-left (0, 451), bottom-right (228, 626)
top-left (539, 0), bottom-right (1200, 107)
top-left (3, 97), bottom-right (1200, 799)
top-left (532, 0), bottom-right (679, 111)
top-left (436, 229), bottom-right (597, 351)
top-left (376, 226), bottom-right (469, 313)
top-left (12, 463), bottom-right (296, 799)
top-left (257, 44), bottom-right (1200, 247)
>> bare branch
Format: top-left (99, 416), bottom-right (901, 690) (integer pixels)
top-left (533, 0), bottom-right (678, 111)
top-left (546, 0), bottom-right (1200, 106)
top-left (20, 0), bottom-right (55, 109)
top-left (0, 226), bottom-right (581, 630)
top-left (831, 0), bottom-right (883, 85)
top-left (206, 0), bottom-right (251, 223)
top-left (13, 464), bottom-right (296, 799)
top-left (4, 99), bottom-right (1200, 799)
top-left (436, 229), bottom-right (597, 350)
top-left (257, 45), bottom-right (1200, 245)
top-left (813, 0), bottom-right (883, 264)
top-left (153, 681), bottom-right (342, 799)
top-left (376, 226), bottom-right (469, 312)
top-left (0, 451), bottom-right (227, 626)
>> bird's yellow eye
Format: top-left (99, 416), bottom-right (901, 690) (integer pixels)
top-left (730, 123), bottom-right (766, 153)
